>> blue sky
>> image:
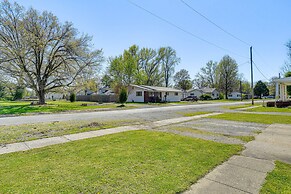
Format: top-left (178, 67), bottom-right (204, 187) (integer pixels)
top-left (11, 0), bottom-right (291, 82)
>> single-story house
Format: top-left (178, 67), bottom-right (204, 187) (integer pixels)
top-left (185, 89), bottom-right (203, 98)
top-left (77, 89), bottom-right (94, 96)
top-left (201, 87), bottom-right (219, 99)
top-left (45, 92), bottom-right (64, 100)
top-left (98, 87), bottom-right (115, 95)
top-left (228, 92), bottom-right (242, 100)
top-left (127, 84), bottom-right (182, 103)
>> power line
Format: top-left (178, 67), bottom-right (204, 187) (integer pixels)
top-left (180, 0), bottom-right (251, 47)
top-left (127, 0), bottom-right (248, 59)
top-left (238, 61), bottom-right (249, 67)
top-left (252, 61), bottom-right (270, 81)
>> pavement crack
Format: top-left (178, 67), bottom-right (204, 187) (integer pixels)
top-left (205, 177), bottom-right (252, 194)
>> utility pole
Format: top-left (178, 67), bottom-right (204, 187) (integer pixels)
top-left (250, 46), bottom-right (254, 105)
top-left (240, 80), bottom-right (242, 101)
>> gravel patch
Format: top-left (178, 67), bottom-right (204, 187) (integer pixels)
top-left (176, 118), bottom-right (269, 136)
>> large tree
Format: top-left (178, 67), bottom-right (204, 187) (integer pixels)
top-left (139, 48), bottom-right (163, 86)
top-left (174, 69), bottom-right (192, 91)
top-left (282, 40), bottom-right (291, 73)
top-left (254, 80), bottom-right (269, 98)
top-left (194, 60), bottom-right (217, 89)
top-left (159, 47), bottom-right (180, 87)
top-left (216, 55), bottom-right (239, 99)
top-left (285, 71), bottom-right (291, 95)
top-left (0, 1), bottom-right (103, 104)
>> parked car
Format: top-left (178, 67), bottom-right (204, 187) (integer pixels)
top-left (182, 96), bottom-right (198, 102)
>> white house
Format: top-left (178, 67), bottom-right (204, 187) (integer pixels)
top-left (45, 92), bottom-right (64, 100)
top-left (127, 84), bottom-right (182, 103)
top-left (201, 88), bottom-right (219, 99)
top-left (185, 89), bottom-right (203, 98)
top-left (275, 77), bottom-right (291, 101)
top-left (228, 92), bottom-right (242, 100)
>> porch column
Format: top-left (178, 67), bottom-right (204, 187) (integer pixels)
top-left (280, 84), bottom-right (286, 101)
top-left (275, 82), bottom-right (279, 99)
top-left (284, 84), bottom-right (288, 101)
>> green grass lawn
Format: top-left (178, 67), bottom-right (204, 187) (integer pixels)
top-left (208, 113), bottom-right (291, 124)
top-left (0, 119), bottom-right (141, 145)
top-left (247, 106), bottom-right (291, 113)
top-left (0, 130), bottom-right (242, 193)
top-left (178, 111), bottom-right (211, 117)
top-left (0, 100), bottom-right (136, 115)
top-left (260, 161), bottom-right (291, 194)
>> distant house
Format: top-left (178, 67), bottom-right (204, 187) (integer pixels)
top-left (45, 92), bottom-right (64, 100)
top-left (228, 92), bottom-right (242, 100)
top-left (77, 89), bottom-right (94, 96)
top-left (98, 87), bottom-right (115, 95)
top-left (127, 84), bottom-right (182, 103)
top-left (185, 89), bottom-right (203, 98)
top-left (201, 88), bottom-right (219, 99)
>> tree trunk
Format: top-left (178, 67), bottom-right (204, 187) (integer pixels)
top-left (38, 86), bottom-right (46, 105)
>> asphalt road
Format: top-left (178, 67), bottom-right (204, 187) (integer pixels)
top-left (0, 101), bottom-right (250, 126)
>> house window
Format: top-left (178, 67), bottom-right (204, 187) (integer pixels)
top-left (175, 92), bottom-right (178, 96)
top-left (136, 91), bottom-right (142, 96)
top-left (237, 94), bottom-right (241, 97)
top-left (190, 93), bottom-right (194, 96)
top-left (229, 94), bottom-right (232, 97)
top-left (212, 93), bottom-right (214, 96)
top-left (166, 92), bottom-right (169, 95)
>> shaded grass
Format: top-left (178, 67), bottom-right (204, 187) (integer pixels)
top-left (178, 111), bottom-right (211, 117)
top-left (208, 113), bottom-right (291, 124)
top-left (0, 130), bottom-right (242, 193)
top-left (260, 161), bottom-right (291, 194)
top-left (0, 119), bottom-right (141, 145)
top-left (0, 100), bottom-right (136, 115)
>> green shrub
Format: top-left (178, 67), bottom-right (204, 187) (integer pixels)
top-left (119, 87), bottom-right (128, 105)
top-left (200, 94), bottom-right (212, 100)
top-left (69, 93), bottom-right (76, 102)
top-left (219, 93), bottom-right (224, 99)
top-left (13, 86), bottom-right (25, 100)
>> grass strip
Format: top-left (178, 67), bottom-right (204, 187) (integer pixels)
top-left (0, 119), bottom-right (140, 145)
top-left (178, 111), bottom-right (211, 117)
top-left (260, 161), bottom-right (291, 194)
top-left (208, 113), bottom-right (291, 124)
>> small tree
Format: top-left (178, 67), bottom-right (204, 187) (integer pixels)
top-left (13, 86), bottom-right (25, 100)
top-left (254, 80), bottom-right (269, 98)
top-left (119, 87), bottom-right (128, 106)
top-left (70, 93), bottom-right (76, 102)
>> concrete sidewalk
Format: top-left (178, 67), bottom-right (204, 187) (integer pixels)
top-left (0, 112), bottom-right (221, 155)
top-left (184, 123), bottom-right (291, 194)
top-left (184, 155), bottom-right (274, 194)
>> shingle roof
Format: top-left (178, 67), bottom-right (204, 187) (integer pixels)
top-left (201, 87), bottom-right (217, 93)
top-left (130, 84), bottom-right (182, 92)
top-left (274, 77), bottom-right (291, 84)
